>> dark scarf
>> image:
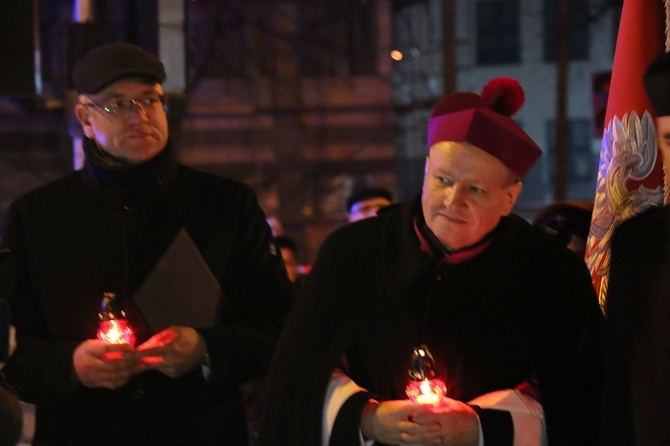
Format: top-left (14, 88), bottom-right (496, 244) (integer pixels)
top-left (82, 137), bottom-right (177, 206)
top-left (81, 138), bottom-right (180, 343)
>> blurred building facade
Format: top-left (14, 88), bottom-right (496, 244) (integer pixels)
top-left (393, 0), bottom-right (620, 214)
top-left (0, 0), bottom-right (621, 263)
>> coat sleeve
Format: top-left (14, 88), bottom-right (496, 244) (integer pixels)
top-left (601, 211), bottom-right (670, 445)
top-left (0, 203), bottom-right (81, 402)
top-left (526, 245), bottom-right (604, 445)
top-left (195, 185), bottom-right (295, 389)
top-left (258, 228), bottom-right (358, 446)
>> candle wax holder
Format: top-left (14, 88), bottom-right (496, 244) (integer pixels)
top-left (97, 292), bottom-right (136, 345)
top-left (406, 344), bottom-right (446, 405)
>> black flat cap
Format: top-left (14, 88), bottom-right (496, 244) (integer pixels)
top-left (644, 51), bottom-right (670, 116)
top-left (72, 43), bottom-right (166, 94)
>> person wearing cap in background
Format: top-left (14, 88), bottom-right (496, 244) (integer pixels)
top-left (532, 201), bottom-right (593, 258)
top-left (0, 43), bottom-right (293, 445)
top-left (259, 77), bottom-right (603, 446)
top-left (273, 236), bottom-right (302, 285)
top-left (601, 51), bottom-right (670, 446)
top-left (346, 187), bottom-right (394, 222)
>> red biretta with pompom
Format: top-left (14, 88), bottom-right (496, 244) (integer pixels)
top-left (427, 77), bottom-right (542, 178)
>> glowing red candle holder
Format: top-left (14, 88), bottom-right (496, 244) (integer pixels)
top-left (97, 292), bottom-right (136, 345)
top-left (97, 319), bottom-right (136, 345)
top-left (405, 344), bottom-right (446, 406)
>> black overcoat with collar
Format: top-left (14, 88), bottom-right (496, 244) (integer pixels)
top-left (602, 205), bottom-right (670, 446)
top-left (259, 198), bottom-right (603, 446)
top-left (0, 143), bottom-right (294, 445)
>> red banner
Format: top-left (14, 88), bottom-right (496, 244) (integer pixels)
top-left (585, 0), bottom-right (667, 310)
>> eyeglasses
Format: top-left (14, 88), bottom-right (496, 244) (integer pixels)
top-left (80, 95), bottom-right (168, 117)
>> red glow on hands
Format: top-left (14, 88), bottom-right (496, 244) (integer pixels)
top-left (136, 328), bottom-right (178, 365)
top-left (405, 378), bottom-right (447, 406)
top-left (136, 327), bottom-right (178, 351)
top-left (140, 356), bottom-right (164, 365)
top-left (97, 319), bottom-right (136, 345)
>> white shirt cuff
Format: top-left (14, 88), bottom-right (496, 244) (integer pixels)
top-left (323, 370), bottom-right (368, 446)
top-left (469, 389), bottom-right (547, 446)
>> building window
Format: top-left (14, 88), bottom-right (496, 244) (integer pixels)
top-left (545, 119), bottom-right (594, 182)
top-left (543, 0), bottom-right (590, 62)
top-left (476, 0), bottom-right (520, 65)
top-left (186, 0), bottom-right (378, 80)
top-left (298, 1), bottom-right (377, 76)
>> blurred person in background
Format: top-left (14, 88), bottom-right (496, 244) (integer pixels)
top-left (532, 201), bottom-right (593, 258)
top-left (274, 236), bottom-right (302, 285)
top-left (346, 187), bottom-right (393, 222)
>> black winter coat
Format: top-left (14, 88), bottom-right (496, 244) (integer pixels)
top-left (0, 145), bottom-right (294, 445)
top-left (602, 206), bottom-right (670, 446)
top-left (259, 199), bottom-right (603, 446)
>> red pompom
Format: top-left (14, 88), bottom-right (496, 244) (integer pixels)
top-left (480, 77), bottom-right (525, 116)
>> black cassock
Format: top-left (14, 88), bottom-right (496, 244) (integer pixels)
top-left (259, 199), bottom-right (603, 446)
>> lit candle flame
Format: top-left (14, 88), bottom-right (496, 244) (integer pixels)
top-left (97, 319), bottom-right (136, 345)
top-left (405, 378), bottom-right (446, 406)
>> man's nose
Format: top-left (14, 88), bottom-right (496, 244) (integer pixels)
top-left (444, 185), bottom-right (466, 206)
top-left (127, 101), bottom-right (150, 120)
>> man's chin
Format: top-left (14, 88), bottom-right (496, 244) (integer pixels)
top-left (122, 146), bottom-right (164, 164)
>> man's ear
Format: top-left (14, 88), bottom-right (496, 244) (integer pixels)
top-left (74, 104), bottom-right (95, 139)
top-left (502, 181), bottom-right (523, 216)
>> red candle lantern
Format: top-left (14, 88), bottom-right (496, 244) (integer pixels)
top-left (96, 292), bottom-right (136, 345)
top-left (405, 344), bottom-right (446, 406)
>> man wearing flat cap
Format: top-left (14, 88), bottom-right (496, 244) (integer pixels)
top-left (0, 42), bottom-right (294, 445)
top-left (601, 51), bottom-right (670, 446)
top-left (346, 187), bottom-right (394, 222)
top-left (259, 77), bottom-right (603, 446)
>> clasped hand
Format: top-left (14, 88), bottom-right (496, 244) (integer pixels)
top-left (72, 326), bottom-right (206, 389)
top-left (361, 397), bottom-right (480, 446)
